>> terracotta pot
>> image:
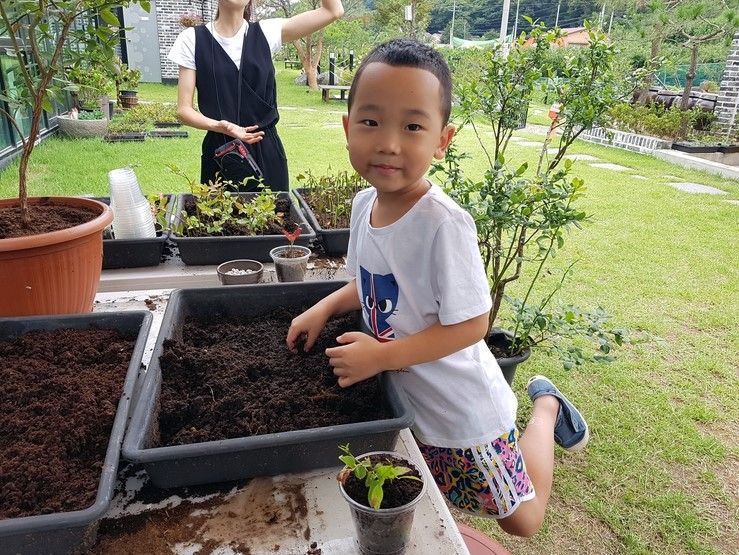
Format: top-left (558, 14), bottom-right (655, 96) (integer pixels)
top-left (0, 197), bottom-right (112, 317)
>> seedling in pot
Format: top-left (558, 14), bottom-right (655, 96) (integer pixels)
top-left (281, 226), bottom-right (302, 258)
top-left (338, 444), bottom-right (421, 510)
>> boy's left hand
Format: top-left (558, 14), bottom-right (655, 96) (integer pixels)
top-left (325, 332), bottom-right (385, 388)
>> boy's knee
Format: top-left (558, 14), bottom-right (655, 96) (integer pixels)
top-left (496, 510), bottom-right (543, 538)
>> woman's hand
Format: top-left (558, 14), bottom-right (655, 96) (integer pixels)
top-left (219, 121), bottom-right (264, 144)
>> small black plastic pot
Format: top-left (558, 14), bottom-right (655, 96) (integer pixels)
top-left (148, 129), bottom-right (189, 139)
top-left (104, 132), bottom-right (146, 142)
top-left (338, 451), bottom-right (426, 555)
top-left (154, 121), bottom-right (182, 128)
top-left (487, 329), bottom-right (531, 386)
top-left (293, 188), bottom-right (350, 257)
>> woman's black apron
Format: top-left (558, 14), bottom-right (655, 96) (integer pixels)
top-left (194, 23), bottom-right (288, 191)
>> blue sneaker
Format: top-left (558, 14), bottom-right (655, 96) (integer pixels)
top-left (526, 375), bottom-right (590, 452)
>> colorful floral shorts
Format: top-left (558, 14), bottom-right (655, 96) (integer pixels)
top-left (417, 429), bottom-right (535, 519)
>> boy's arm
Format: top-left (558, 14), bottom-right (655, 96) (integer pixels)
top-left (326, 311), bottom-right (489, 388)
top-left (286, 280), bottom-right (361, 353)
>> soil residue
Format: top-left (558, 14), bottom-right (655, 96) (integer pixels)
top-left (0, 328), bottom-right (135, 519)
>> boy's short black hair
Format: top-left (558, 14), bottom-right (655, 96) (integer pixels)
top-left (347, 38), bottom-right (452, 125)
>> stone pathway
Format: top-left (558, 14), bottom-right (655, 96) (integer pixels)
top-left (590, 162), bottom-right (630, 171)
top-left (668, 182), bottom-right (728, 195)
top-left (630, 175), bottom-right (648, 180)
top-left (565, 154), bottom-right (599, 161)
top-left (726, 200), bottom-right (739, 205)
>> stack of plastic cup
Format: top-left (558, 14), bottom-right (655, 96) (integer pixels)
top-left (108, 167), bottom-right (156, 239)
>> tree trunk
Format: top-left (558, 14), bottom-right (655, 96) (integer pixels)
top-left (18, 98), bottom-right (45, 227)
top-left (294, 32), bottom-right (324, 91)
top-left (678, 44), bottom-right (699, 138)
top-left (637, 34), bottom-right (663, 104)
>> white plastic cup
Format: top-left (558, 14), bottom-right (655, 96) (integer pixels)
top-left (108, 168), bottom-right (156, 239)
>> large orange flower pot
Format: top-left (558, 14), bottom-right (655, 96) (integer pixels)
top-left (0, 197), bottom-right (113, 317)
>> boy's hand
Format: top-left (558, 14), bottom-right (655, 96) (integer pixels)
top-left (325, 332), bottom-right (386, 388)
top-left (286, 305), bottom-right (329, 353)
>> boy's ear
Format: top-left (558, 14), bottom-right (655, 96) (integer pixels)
top-left (434, 125), bottom-right (456, 160)
top-left (342, 114), bottom-right (350, 142)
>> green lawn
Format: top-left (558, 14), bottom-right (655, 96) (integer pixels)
top-left (1, 66), bottom-right (738, 555)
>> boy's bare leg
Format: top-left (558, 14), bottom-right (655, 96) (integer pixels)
top-left (496, 395), bottom-right (559, 537)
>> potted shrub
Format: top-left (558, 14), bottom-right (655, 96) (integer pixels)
top-left (115, 63), bottom-right (141, 109)
top-left (0, 0), bottom-right (148, 316)
top-left (270, 226), bottom-right (311, 282)
top-left (432, 22), bottom-right (630, 383)
top-left (168, 167), bottom-right (315, 265)
top-left (294, 169), bottom-right (367, 256)
top-left (337, 444), bottom-right (425, 555)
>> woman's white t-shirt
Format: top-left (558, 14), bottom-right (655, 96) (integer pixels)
top-left (346, 186), bottom-right (519, 449)
top-left (168, 19), bottom-right (285, 70)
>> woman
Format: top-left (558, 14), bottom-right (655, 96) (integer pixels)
top-left (169, 0), bottom-right (344, 190)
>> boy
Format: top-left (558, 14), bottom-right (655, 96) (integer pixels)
top-left (286, 39), bottom-right (589, 537)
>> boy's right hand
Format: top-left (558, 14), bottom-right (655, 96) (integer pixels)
top-left (286, 304), bottom-right (330, 353)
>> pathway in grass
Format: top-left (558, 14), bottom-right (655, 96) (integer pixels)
top-left (668, 182), bottom-right (728, 195)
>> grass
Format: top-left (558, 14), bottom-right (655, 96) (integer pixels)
top-left (1, 66), bottom-right (738, 555)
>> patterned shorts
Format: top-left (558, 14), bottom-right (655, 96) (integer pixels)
top-left (417, 429), bottom-right (535, 519)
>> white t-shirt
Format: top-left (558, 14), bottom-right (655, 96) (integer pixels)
top-left (346, 185), bottom-right (518, 449)
top-left (168, 19), bottom-right (285, 70)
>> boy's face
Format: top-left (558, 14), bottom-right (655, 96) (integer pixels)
top-left (343, 63), bottom-right (455, 195)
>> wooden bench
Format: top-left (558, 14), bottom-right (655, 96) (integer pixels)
top-left (283, 60), bottom-right (301, 69)
top-left (319, 84), bottom-right (350, 102)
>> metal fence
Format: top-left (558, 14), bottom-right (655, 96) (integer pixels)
top-left (656, 63), bottom-right (725, 89)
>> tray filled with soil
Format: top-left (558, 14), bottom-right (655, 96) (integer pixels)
top-left (122, 281), bottom-right (414, 488)
top-left (170, 192), bottom-right (316, 265)
top-left (91, 195), bottom-right (174, 270)
top-left (0, 311), bottom-right (152, 554)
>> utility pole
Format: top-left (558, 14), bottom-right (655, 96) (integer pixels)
top-left (555, 0), bottom-right (561, 27)
top-left (512, 0), bottom-right (520, 40)
top-left (500, 0), bottom-right (511, 53)
top-left (450, 0), bottom-right (456, 46)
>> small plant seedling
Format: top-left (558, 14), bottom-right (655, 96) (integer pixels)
top-left (282, 226), bottom-right (302, 257)
top-left (338, 444), bottom-right (421, 510)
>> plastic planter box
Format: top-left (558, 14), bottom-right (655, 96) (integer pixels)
top-left (0, 311), bottom-right (152, 555)
top-left (92, 196), bottom-right (173, 270)
top-left (171, 192), bottom-right (316, 265)
top-left (293, 188), bottom-right (350, 257)
top-left (122, 281), bottom-right (414, 488)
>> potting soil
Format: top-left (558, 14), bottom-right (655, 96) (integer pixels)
top-left (0, 204), bottom-right (99, 239)
top-left (0, 328), bottom-right (135, 519)
top-left (343, 454), bottom-right (423, 509)
top-left (157, 310), bottom-right (391, 446)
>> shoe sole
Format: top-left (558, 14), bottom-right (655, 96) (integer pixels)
top-left (527, 375), bottom-right (590, 453)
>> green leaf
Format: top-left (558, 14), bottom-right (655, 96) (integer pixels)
top-left (368, 484), bottom-right (384, 510)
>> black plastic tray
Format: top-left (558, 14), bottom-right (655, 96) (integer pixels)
top-left (293, 188), bottom-right (350, 257)
top-left (91, 195), bottom-right (174, 270)
top-left (170, 192), bottom-right (316, 265)
top-left (0, 311), bottom-right (152, 555)
top-left (122, 282), bottom-right (414, 488)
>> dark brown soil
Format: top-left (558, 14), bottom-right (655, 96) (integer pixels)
top-left (0, 203), bottom-right (100, 239)
top-left (182, 195), bottom-right (299, 238)
top-left (342, 454), bottom-right (423, 509)
top-left (157, 310), bottom-right (390, 446)
top-left (0, 328), bottom-right (136, 519)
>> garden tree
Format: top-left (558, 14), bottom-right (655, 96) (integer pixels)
top-left (674, 0), bottom-right (737, 131)
top-left (375, 0), bottom-right (432, 37)
top-left (323, 17), bottom-right (374, 57)
top-left (0, 0), bottom-right (148, 227)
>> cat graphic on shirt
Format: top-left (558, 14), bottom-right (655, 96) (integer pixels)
top-left (360, 267), bottom-right (398, 342)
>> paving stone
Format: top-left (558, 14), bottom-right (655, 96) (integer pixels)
top-left (630, 175), bottom-right (648, 180)
top-left (565, 154), bottom-right (599, 161)
top-left (668, 182), bottom-right (728, 195)
top-left (662, 175), bottom-right (682, 180)
top-left (518, 141), bottom-right (543, 147)
top-left (726, 200), bottom-right (739, 205)
top-left (546, 148), bottom-right (559, 155)
top-left (590, 162), bottom-right (629, 171)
